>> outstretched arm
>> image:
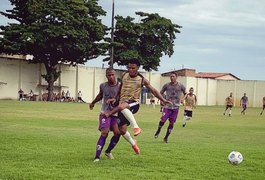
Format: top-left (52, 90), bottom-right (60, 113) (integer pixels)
top-left (89, 91), bottom-right (103, 110)
top-left (144, 79), bottom-right (171, 105)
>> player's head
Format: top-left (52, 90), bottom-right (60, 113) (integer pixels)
top-left (170, 72), bottom-right (177, 83)
top-left (106, 68), bottom-right (116, 84)
top-left (189, 87), bottom-right (194, 93)
top-left (230, 92), bottom-right (233, 97)
top-left (127, 58), bottom-right (140, 77)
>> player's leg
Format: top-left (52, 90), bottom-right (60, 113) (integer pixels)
top-left (117, 112), bottom-right (140, 154)
top-left (164, 108), bottom-right (179, 143)
top-left (120, 101), bottom-right (141, 136)
top-left (120, 125), bottom-right (140, 154)
top-left (94, 115), bottom-right (112, 162)
top-left (224, 106), bottom-right (228, 115)
top-left (182, 110), bottom-right (192, 127)
top-left (94, 128), bottom-right (109, 162)
top-left (229, 107), bottom-right (232, 116)
top-left (104, 117), bottom-right (121, 159)
top-left (154, 108), bottom-right (169, 138)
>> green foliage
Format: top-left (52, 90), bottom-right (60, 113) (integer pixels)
top-left (104, 12), bottom-right (182, 71)
top-left (0, 0), bottom-right (107, 100)
top-left (0, 101), bottom-right (265, 179)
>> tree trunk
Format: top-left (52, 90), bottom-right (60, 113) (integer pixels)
top-left (43, 62), bottom-right (60, 102)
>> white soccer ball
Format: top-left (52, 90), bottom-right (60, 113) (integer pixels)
top-left (228, 151), bottom-right (243, 165)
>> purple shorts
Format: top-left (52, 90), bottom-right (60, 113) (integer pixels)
top-left (161, 108), bottom-right (179, 123)
top-left (98, 114), bottom-right (118, 131)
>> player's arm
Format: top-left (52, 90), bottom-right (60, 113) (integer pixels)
top-left (89, 90), bottom-right (103, 110)
top-left (144, 79), bottom-right (171, 105)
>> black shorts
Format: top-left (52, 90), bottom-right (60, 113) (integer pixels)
top-left (226, 105), bottom-right (233, 109)
top-left (117, 100), bottom-right (140, 127)
top-left (184, 110), bottom-right (193, 117)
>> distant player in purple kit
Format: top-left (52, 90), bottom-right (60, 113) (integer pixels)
top-left (89, 68), bottom-right (139, 162)
top-left (223, 92), bottom-right (233, 116)
top-left (154, 72), bottom-right (186, 143)
top-left (260, 96), bottom-right (265, 115)
top-left (240, 93), bottom-right (248, 115)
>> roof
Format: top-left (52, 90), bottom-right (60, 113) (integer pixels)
top-left (195, 72), bottom-right (240, 80)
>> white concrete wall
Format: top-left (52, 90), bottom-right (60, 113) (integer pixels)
top-left (0, 57), bottom-right (265, 107)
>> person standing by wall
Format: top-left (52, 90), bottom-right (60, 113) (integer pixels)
top-left (18, 88), bottom-right (24, 101)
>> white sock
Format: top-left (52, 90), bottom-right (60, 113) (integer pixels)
top-left (121, 108), bottom-right (139, 128)
top-left (122, 131), bottom-right (135, 146)
top-left (182, 116), bottom-right (187, 125)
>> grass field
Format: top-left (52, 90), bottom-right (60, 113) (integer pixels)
top-left (0, 100), bottom-right (265, 180)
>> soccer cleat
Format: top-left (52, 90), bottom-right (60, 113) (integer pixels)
top-left (134, 128), bottom-right (142, 136)
top-left (182, 123), bottom-right (186, 127)
top-left (223, 113), bottom-right (225, 115)
top-left (105, 152), bottom-right (114, 159)
top-left (163, 137), bottom-right (168, 143)
top-left (132, 140), bottom-right (140, 154)
top-left (93, 158), bottom-right (100, 162)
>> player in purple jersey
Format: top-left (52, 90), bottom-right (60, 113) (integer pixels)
top-left (240, 93), bottom-right (248, 115)
top-left (154, 72), bottom-right (186, 143)
top-left (89, 68), bottom-right (140, 162)
top-left (89, 68), bottom-right (120, 162)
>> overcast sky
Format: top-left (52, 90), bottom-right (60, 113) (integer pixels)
top-left (1, 0), bottom-right (265, 80)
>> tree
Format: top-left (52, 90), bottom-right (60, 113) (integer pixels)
top-left (104, 12), bottom-right (182, 71)
top-left (0, 0), bottom-right (107, 101)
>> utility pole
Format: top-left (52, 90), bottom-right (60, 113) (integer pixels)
top-left (110, 0), bottom-right (115, 68)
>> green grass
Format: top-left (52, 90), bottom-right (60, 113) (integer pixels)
top-left (0, 100), bottom-right (265, 180)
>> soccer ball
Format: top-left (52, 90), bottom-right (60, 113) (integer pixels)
top-left (228, 151), bottom-right (243, 165)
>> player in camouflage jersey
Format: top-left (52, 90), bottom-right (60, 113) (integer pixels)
top-left (182, 87), bottom-right (197, 127)
top-left (223, 92), bottom-right (233, 116)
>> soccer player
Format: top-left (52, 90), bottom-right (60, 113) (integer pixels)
top-left (240, 93), bottom-right (248, 115)
top-left (154, 72), bottom-right (186, 143)
top-left (89, 68), bottom-right (139, 162)
top-left (182, 87), bottom-right (197, 127)
top-left (103, 58), bottom-right (171, 136)
top-left (260, 96), bottom-right (265, 115)
top-left (224, 92), bottom-right (233, 116)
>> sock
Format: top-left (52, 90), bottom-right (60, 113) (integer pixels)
top-left (121, 108), bottom-right (139, 128)
top-left (165, 124), bottom-right (174, 139)
top-left (105, 135), bottom-right (120, 153)
top-left (95, 135), bottom-right (107, 158)
top-left (155, 121), bottom-right (165, 135)
top-left (182, 116), bottom-right (188, 125)
top-left (122, 131), bottom-right (135, 146)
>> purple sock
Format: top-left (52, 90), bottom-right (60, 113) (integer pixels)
top-left (165, 124), bottom-right (174, 139)
top-left (95, 135), bottom-right (106, 158)
top-left (105, 135), bottom-right (121, 153)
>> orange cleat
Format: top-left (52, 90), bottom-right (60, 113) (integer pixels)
top-left (133, 128), bottom-right (142, 136)
top-left (132, 140), bottom-right (140, 154)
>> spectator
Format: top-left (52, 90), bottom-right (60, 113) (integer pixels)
top-left (18, 88), bottom-right (25, 101)
top-left (29, 90), bottom-right (34, 101)
top-left (77, 90), bottom-right (86, 103)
